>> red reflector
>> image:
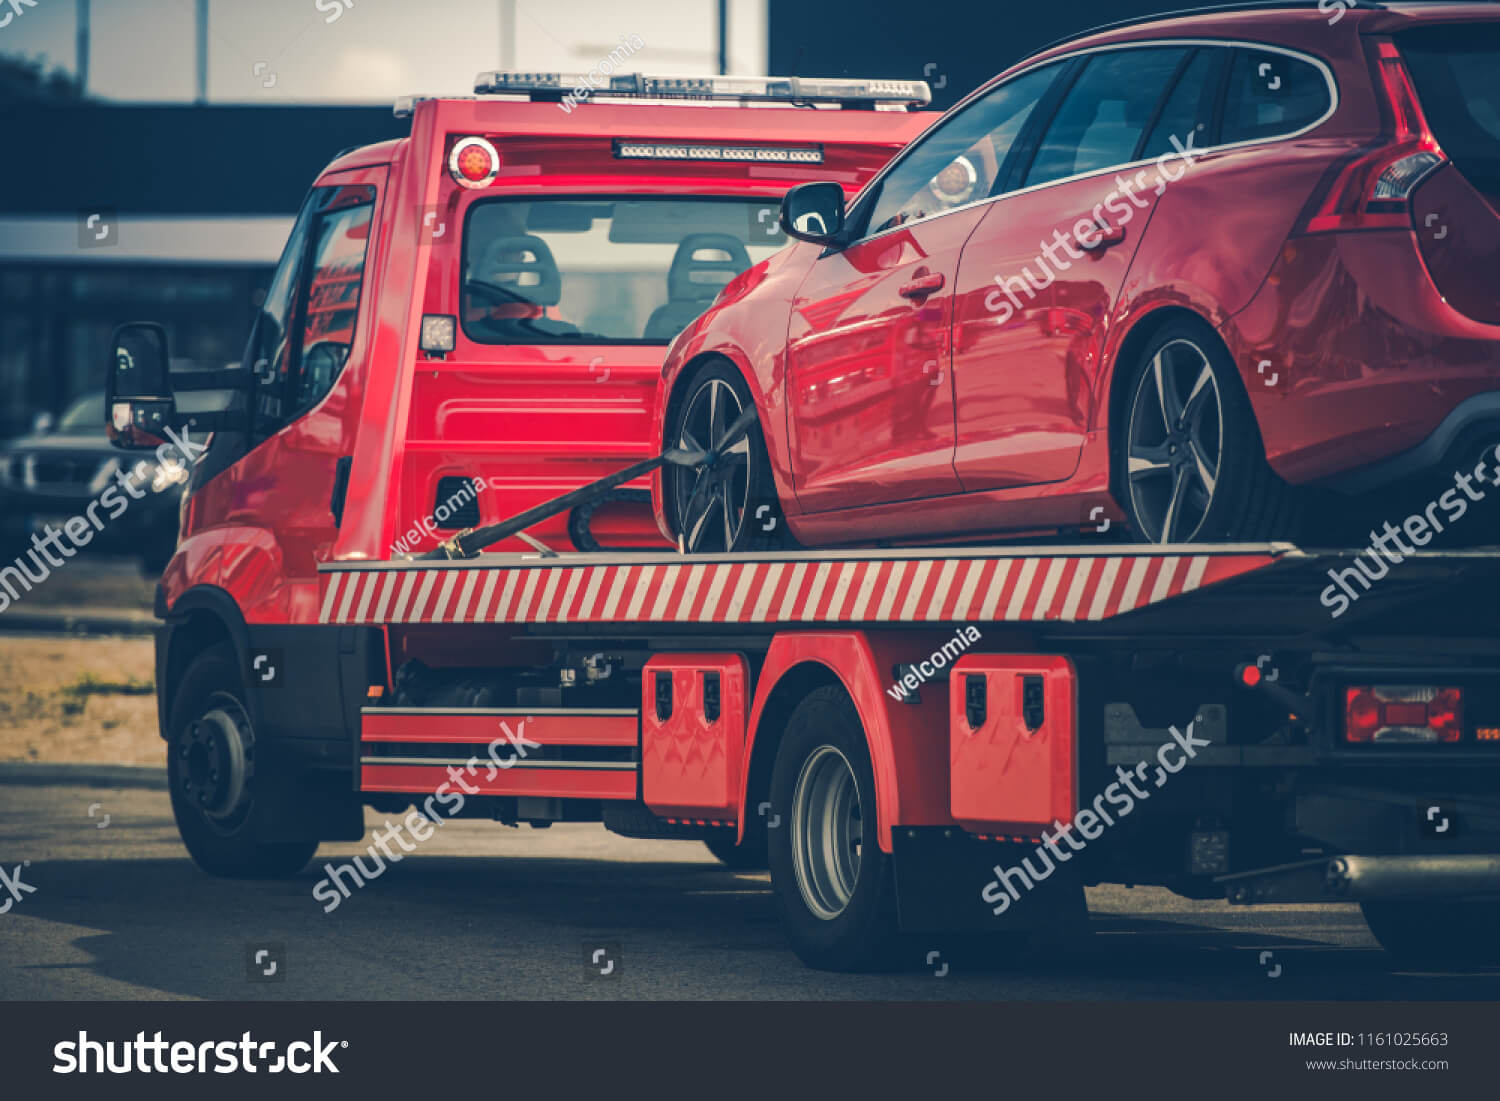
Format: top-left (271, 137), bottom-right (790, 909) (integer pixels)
top-left (1344, 686), bottom-right (1463, 744)
top-left (1241, 664), bottom-right (1263, 688)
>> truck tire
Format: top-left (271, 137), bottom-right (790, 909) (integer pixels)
top-left (704, 832), bottom-right (768, 870)
top-left (768, 686), bottom-right (899, 970)
top-left (1361, 899), bottom-right (1500, 966)
top-left (166, 643), bottom-right (318, 878)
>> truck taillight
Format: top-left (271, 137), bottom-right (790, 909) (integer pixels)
top-left (449, 136), bottom-right (499, 189)
top-left (1345, 686), bottom-right (1463, 744)
top-left (1299, 40), bottom-right (1445, 234)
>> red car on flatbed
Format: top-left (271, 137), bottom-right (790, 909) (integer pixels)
top-left (652, 2), bottom-right (1500, 551)
top-left (103, 53), bottom-right (1500, 973)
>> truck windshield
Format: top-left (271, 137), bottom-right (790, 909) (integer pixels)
top-left (462, 197), bottom-right (787, 345)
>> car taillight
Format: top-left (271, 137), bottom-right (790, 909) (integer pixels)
top-left (448, 136), bottom-right (499, 189)
top-left (1299, 40), bottom-right (1445, 234)
top-left (1344, 685), bottom-right (1463, 743)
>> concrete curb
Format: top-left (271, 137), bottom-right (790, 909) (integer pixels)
top-left (0, 762), bottom-right (166, 790)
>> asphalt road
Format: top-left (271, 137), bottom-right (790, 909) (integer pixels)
top-left (3, 780), bottom-right (1499, 1001)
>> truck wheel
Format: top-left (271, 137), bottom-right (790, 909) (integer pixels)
top-left (666, 361), bottom-right (785, 553)
top-left (1361, 899), bottom-right (1500, 966)
top-left (1116, 320), bottom-right (1301, 544)
top-left (703, 832), bottom-right (768, 870)
top-left (166, 643), bottom-right (317, 878)
top-left (768, 686), bottom-right (899, 970)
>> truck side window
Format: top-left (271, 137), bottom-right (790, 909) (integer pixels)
top-left (245, 197), bottom-right (315, 428)
top-left (291, 190), bottom-right (374, 415)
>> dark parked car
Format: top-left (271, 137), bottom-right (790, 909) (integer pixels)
top-left (0, 391), bottom-right (185, 574)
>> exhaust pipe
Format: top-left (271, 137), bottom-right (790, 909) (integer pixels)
top-left (1222, 854), bottom-right (1500, 904)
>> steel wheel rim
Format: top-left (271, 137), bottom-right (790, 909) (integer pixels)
top-left (672, 378), bottom-right (752, 552)
top-left (790, 745), bottom-right (863, 920)
top-left (1126, 338), bottom-right (1223, 544)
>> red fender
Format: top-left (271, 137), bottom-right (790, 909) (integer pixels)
top-left (738, 629), bottom-right (985, 851)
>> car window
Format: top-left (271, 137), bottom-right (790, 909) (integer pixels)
top-left (461, 198), bottom-right (786, 345)
top-left (1024, 47), bottom-right (1190, 187)
top-left (860, 62), bottom-right (1063, 237)
top-left (1140, 48), bottom-right (1227, 160)
top-left (292, 189), bottom-right (375, 414)
top-left (1219, 48), bottom-right (1330, 145)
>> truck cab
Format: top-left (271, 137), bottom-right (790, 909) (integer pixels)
top-left (101, 72), bottom-right (933, 886)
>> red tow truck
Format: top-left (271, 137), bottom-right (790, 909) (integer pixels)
top-left (106, 73), bottom-right (1500, 972)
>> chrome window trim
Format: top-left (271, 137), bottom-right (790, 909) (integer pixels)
top-left (844, 37), bottom-right (1340, 248)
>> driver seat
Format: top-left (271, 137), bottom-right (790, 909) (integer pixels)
top-left (469, 234), bottom-right (578, 338)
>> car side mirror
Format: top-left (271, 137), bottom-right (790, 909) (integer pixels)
top-left (780, 182), bottom-right (847, 246)
top-left (106, 322), bottom-right (176, 450)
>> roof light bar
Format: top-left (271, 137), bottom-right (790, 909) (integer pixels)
top-left (473, 71), bottom-right (931, 109)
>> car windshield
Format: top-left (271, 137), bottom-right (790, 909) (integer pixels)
top-left (462, 197), bottom-right (787, 345)
top-left (57, 393), bottom-right (106, 433)
top-left (1399, 24), bottom-right (1500, 194)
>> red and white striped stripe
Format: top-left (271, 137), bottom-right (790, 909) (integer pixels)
top-left (318, 552), bottom-right (1272, 627)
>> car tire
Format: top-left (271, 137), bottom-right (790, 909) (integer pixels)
top-left (1361, 899), bottom-right (1500, 966)
top-left (1116, 320), bottom-right (1302, 544)
top-left (666, 361), bottom-right (786, 554)
top-left (166, 642), bottom-right (318, 878)
top-left (768, 686), bottom-right (899, 971)
top-left (703, 832), bottom-right (768, 870)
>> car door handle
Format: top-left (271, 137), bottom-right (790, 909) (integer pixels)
top-left (899, 273), bottom-right (945, 299)
top-left (1080, 221), bottom-right (1127, 252)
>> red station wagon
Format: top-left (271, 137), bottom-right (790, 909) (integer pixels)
top-left (653, 3), bottom-right (1500, 550)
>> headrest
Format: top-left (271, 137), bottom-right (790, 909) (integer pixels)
top-left (667, 233), bottom-right (751, 302)
top-left (476, 234), bottom-right (563, 306)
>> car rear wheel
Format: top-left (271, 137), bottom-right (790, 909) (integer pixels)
top-left (666, 362), bottom-right (785, 553)
top-left (1361, 898), bottom-right (1500, 966)
top-left (768, 686), bottom-right (899, 971)
top-left (167, 643), bottom-right (318, 878)
top-left (1117, 321), bottom-right (1301, 544)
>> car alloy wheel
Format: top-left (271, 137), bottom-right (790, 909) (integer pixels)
top-left (672, 376), bottom-right (753, 553)
top-left (1125, 337), bottom-right (1224, 543)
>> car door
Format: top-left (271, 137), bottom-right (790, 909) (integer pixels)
top-left (785, 62), bottom-right (1064, 513)
top-left (950, 45), bottom-right (1225, 491)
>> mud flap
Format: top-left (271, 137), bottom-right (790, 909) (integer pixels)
top-left (892, 827), bottom-right (1084, 933)
top-left (254, 742), bottom-right (365, 843)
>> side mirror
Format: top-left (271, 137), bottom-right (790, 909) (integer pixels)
top-left (780, 182), bottom-right (847, 246)
top-left (106, 322), bottom-right (175, 449)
